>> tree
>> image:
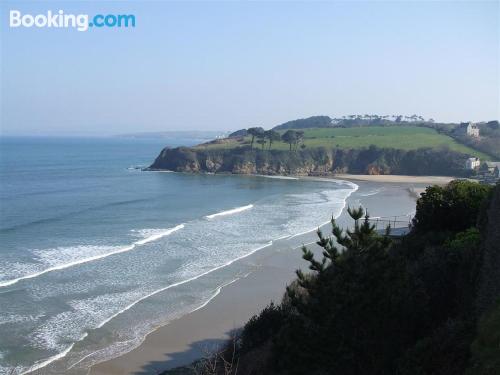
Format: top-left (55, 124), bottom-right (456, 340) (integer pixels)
top-left (468, 301), bottom-right (500, 374)
top-left (273, 116), bottom-right (332, 130)
top-left (281, 130), bottom-right (297, 151)
top-left (257, 138), bottom-right (267, 150)
top-left (294, 207), bottom-right (391, 277)
top-left (272, 207), bottom-right (424, 374)
top-left (486, 120), bottom-right (499, 130)
top-left (295, 131), bottom-right (304, 151)
top-left (256, 131), bottom-right (267, 150)
top-left (247, 127), bottom-right (264, 149)
top-left (412, 180), bottom-right (492, 233)
top-left (234, 182), bottom-right (494, 375)
top-left (264, 130), bottom-right (281, 150)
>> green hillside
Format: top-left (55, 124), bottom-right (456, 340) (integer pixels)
top-left (197, 126), bottom-right (489, 159)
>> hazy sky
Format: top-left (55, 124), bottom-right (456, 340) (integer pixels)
top-left (1, 1), bottom-right (498, 136)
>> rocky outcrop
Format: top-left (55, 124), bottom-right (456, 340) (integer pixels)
top-left (148, 147), bottom-right (334, 175)
top-left (148, 145), bottom-right (470, 177)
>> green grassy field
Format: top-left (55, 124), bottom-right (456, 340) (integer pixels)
top-left (196, 126), bottom-right (489, 159)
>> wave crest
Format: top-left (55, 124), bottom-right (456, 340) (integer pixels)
top-left (205, 204), bottom-right (253, 219)
top-left (0, 224), bottom-right (184, 288)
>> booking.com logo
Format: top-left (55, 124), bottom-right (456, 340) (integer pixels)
top-left (9, 10), bottom-right (135, 32)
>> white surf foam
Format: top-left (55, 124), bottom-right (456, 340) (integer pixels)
top-left (7, 177), bottom-right (360, 373)
top-left (287, 182), bottom-right (358, 239)
top-left (205, 204), bottom-right (253, 219)
top-left (359, 187), bottom-right (384, 196)
top-left (95, 240), bottom-right (272, 329)
top-left (20, 333), bottom-right (88, 375)
top-left (133, 225), bottom-right (185, 245)
top-left (67, 276), bottom-right (246, 371)
top-left (0, 224), bottom-right (184, 288)
top-left (259, 175), bottom-right (299, 180)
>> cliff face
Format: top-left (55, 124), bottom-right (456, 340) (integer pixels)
top-left (148, 146), bottom-right (469, 176)
top-left (149, 147), bottom-right (334, 175)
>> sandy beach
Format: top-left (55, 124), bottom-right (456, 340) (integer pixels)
top-left (90, 180), bottom-right (429, 375)
top-left (333, 174), bottom-right (455, 184)
top-left (91, 243), bottom-right (304, 375)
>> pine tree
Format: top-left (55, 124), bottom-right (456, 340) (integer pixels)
top-left (291, 206), bottom-right (391, 295)
top-left (276, 207), bottom-right (416, 375)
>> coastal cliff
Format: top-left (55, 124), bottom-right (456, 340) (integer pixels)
top-left (148, 145), bottom-right (470, 176)
top-left (149, 146), bottom-right (332, 175)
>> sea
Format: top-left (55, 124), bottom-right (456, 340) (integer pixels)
top-left (0, 136), bottom-right (360, 374)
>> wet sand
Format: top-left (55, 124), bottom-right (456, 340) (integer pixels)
top-left (333, 174), bottom-right (454, 184)
top-left (91, 246), bottom-right (303, 375)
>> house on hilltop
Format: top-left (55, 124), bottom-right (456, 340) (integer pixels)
top-left (465, 122), bottom-right (480, 137)
top-left (466, 157), bottom-right (481, 170)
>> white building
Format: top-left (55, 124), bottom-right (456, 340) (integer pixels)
top-left (466, 157), bottom-right (481, 170)
top-left (486, 162), bottom-right (500, 177)
top-left (466, 122), bottom-right (480, 137)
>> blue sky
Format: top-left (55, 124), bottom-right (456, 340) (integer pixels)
top-left (1, 1), bottom-right (498, 135)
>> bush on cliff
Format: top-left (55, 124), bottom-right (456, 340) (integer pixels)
top-left (231, 181), bottom-right (497, 375)
top-left (162, 182), bottom-right (498, 375)
top-left (412, 180), bottom-right (492, 233)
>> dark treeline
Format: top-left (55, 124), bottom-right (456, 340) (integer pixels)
top-left (166, 181), bottom-right (500, 375)
top-left (273, 116), bottom-right (333, 130)
top-left (271, 115), bottom-right (434, 131)
top-left (149, 145), bottom-right (471, 177)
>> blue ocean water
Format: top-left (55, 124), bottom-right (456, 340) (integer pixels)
top-left (0, 136), bottom-right (357, 374)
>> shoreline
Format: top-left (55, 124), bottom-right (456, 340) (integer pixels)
top-left (331, 174), bottom-right (454, 184)
top-left (146, 169), bottom-right (455, 186)
top-left (18, 175), bottom-right (357, 375)
top-left (90, 180), bottom-right (423, 375)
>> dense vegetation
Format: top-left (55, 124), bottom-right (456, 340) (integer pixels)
top-left (273, 116), bottom-right (333, 130)
top-left (271, 114), bottom-right (433, 130)
top-left (165, 181), bottom-right (500, 375)
top-left (149, 144), bottom-right (472, 177)
top-left (452, 121), bottom-right (500, 160)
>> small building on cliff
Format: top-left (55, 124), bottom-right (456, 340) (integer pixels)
top-left (466, 157), bottom-right (481, 170)
top-left (466, 122), bottom-right (480, 137)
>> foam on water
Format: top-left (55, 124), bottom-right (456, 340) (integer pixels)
top-left (67, 276), bottom-right (245, 372)
top-left (0, 224), bottom-right (184, 288)
top-left (205, 204), bottom-right (253, 219)
top-left (22, 274), bottom-right (248, 375)
top-left (0, 177), bottom-right (361, 374)
top-left (133, 225), bottom-right (185, 245)
top-left (95, 240), bottom-right (273, 330)
top-left (359, 187), bottom-right (385, 197)
top-left (259, 175), bottom-right (299, 180)
top-left (20, 334), bottom-right (87, 375)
